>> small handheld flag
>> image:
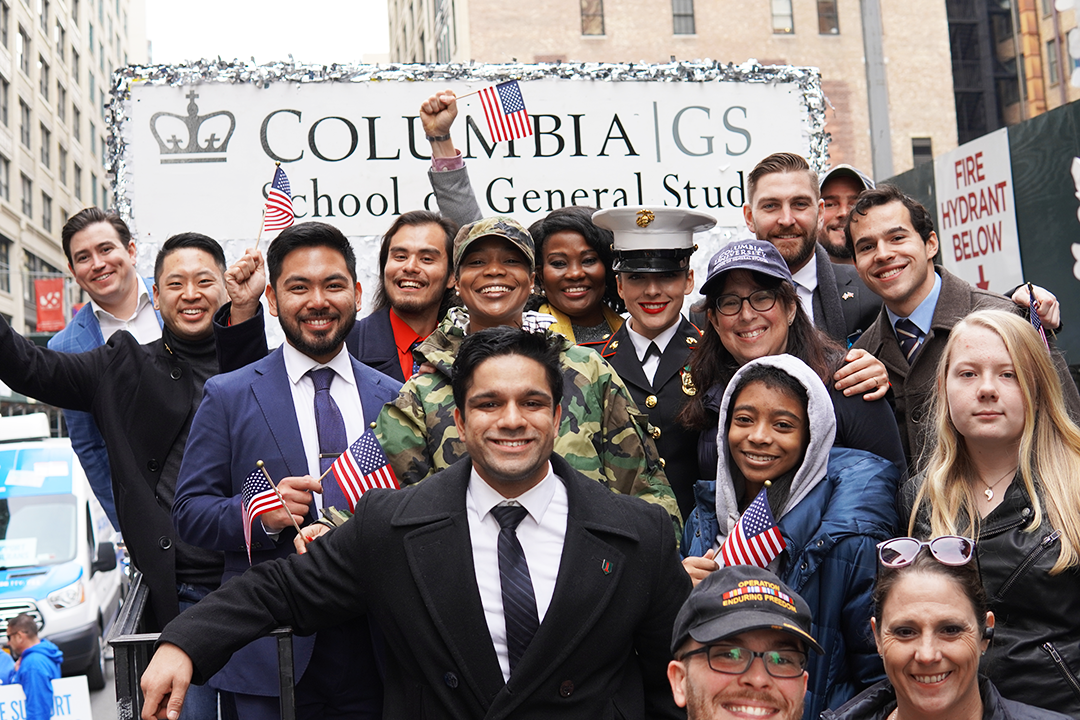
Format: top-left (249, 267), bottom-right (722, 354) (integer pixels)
top-left (262, 164), bottom-right (294, 233)
top-left (1027, 282), bottom-right (1051, 351)
top-left (328, 429), bottom-right (399, 511)
top-left (720, 488), bottom-right (786, 568)
top-left (478, 81), bottom-right (532, 143)
top-left (241, 466), bottom-right (286, 563)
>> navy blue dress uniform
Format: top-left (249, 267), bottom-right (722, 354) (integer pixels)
top-left (593, 206), bottom-right (716, 520)
top-left (600, 319), bottom-right (702, 518)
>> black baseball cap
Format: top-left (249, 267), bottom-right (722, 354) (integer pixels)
top-left (671, 565), bottom-right (823, 655)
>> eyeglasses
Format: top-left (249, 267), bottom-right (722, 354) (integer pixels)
top-left (877, 536), bottom-right (975, 568)
top-left (680, 645), bottom-right (808, 678)
top-left (714, 290), bottom-right (779, 316)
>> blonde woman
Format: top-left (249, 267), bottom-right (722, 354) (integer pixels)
top-left (905, 309), bottom-right (1080, 717)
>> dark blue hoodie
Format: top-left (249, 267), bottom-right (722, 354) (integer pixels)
top-left (14, 639), bottom-right (62, 720)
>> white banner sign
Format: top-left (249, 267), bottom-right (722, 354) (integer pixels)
top-left (0, 676), bottom-right (92, 720)
top-left (934, 128), bottom-right (1024, 292)
top-left (115, 63), bottom-right (824, 252)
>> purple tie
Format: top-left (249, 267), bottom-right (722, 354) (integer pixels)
top-left (308, 368), bottom-right (348, 511)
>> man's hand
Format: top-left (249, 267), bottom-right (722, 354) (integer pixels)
top-left (224, 249), bottom-right (266, 325)
top-left (140, 643), bottom-right (193, 720)
top-left (261, 475), bottom-right (320, 532)
top-left (682, 549), bottom-right (718, 588)
top-left (833, 348), bottom-right (889, 401)
top-left (1012, 284), bottom-right (1060, 330)
top-left (293, 522), bottom-right (332, 554)
top-left (420, 90), bottom-right (458, 159)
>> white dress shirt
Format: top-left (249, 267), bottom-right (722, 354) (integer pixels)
top-left (92, 281), bottom-right (161, 343)
top-left (281, 342), bottom-right (366, 512)
top-left (466, 463), bottom-right (568, 682)
top-left (790, 258), bottom-right (818, 324)
top-left (626, 319), bottom-right (681, 386)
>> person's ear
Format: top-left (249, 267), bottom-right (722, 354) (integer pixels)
top-left (667, 659), bottom-right (689, 708)
top-left (266, 283), bottom-right (279, 318)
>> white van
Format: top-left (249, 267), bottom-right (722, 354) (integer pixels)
top-left (0, 413), bottom-right (123, 690)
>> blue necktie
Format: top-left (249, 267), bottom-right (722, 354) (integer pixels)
top-left (894, 318), bottom-right (924, 364)
top-left (490, 505), bottom-right (539, 674)
top-left (308, 368), bottom-right (348, 511)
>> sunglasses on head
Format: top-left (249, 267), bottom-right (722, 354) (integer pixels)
top-left (876, 536), bottom-right (976, 568)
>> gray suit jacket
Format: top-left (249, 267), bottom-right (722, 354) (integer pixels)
top-left (812, 246), bottom-right (881, 346)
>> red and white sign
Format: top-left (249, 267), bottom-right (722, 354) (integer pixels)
top-left (34, 278), bottom-right (66, 332)
top-left (934, 128), bottom-right (1024, 292)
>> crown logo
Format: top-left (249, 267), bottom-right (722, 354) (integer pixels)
top-left (150, 90), bottom-right (236, 164)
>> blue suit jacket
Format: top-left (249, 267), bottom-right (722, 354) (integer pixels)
top-left (47, 277), bottom-right (161, 530)
top-left (349, 306), bottom-right (406, 382)
top-left (172, 346), bottom-right (401, 696)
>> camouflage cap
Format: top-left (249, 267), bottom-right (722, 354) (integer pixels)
top-left (453, 216), bottom-right (535, 272)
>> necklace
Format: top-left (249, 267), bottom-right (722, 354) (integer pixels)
top-left (980, 466), bottom-right (1018, 502)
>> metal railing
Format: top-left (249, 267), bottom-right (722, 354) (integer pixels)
top-left (109, 571), bottom-right (296, 720)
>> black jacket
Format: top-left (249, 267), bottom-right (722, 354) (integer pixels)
top-left (822, 676), bottom-right (1070, 720)
top-left (906, 479), bottom-right (1080, 716)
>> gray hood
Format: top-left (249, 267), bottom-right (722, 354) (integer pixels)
top-left (714, 354), bottom-right (836, 551)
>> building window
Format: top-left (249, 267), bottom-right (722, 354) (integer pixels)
top-left (91, 172), bottom-right (97, 205)
top-left (88, 21), bottom-right (93, 48)
top-left (89, 72), bottom-right (95, 104)
top-left (19, 100), bottom-right (30, 148)
top-left (41, 192), bottom-right (51, 231)
top-left (72, 48), bottom-right (79, 84)
top-left (673, 0), bottom-right (694, 34)
top-left (818, 0), bottom-right (839, 34)
top-left (38, 56), bottom-right (49, 99)
top-left (72, 0), bottom-right (78, 24)
top-left (20, 173), bottom-right (31, 217)
top-left (101, 182), bottom-right (107, 209)
top-left (0, 155), bottom-right (9, 201)
top-left (17, 26), bottom-right (30, 75)
top-left (58, 145), bottom-right (65, 185)
top-left (73, 162), bottom-right (81, 199)
top-left (98, 42), bottom-right (103, 73)
top-left (912, 137), bottom-right (933, 166)
top-left (0, 236), bottom-right (9, 293)
top-left (772, 0), bottom-right (794, 33)
top-left (38, 0), bottom-right (48, 31)
top-left (1042, 0), bottom-right (1053, 15)
top-left (39, 123), bottom-right (49, 167)
top-left (73, 105), bottom-right (80, 140)
top-left (54, 20), bottom-right (64, 61)
top-left (580, 0), bottom-right (604, 35)
top-left (0, 2), bottom-right (8, 48)
top-left (1047, 39), bottom-right (1060, 85)
top-left (99, 89), bottom-right (105, 119)
top-left (56, 82), bottom-right (65, 121)
top-left (90, 121), bottom-right (95, 157)
top-left (23, 251), bottom-right (59, 304)
top-left (0, 78), bottom-right (7, 127)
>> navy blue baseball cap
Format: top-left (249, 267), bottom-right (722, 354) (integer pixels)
top-left (699, 240), bottom-right (794, 297)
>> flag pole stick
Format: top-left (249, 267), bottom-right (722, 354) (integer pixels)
top-left (454, 88), bottom-right (482, 101)
top-left (256, 460), bottom-right (307, 547)
top-left (254, 209), bottom-right (265, 252)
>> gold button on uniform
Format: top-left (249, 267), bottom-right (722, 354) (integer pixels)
top-left (651, 426), bottom-right (661, 440)
top-left (645, 395), bottom-right (657, 408)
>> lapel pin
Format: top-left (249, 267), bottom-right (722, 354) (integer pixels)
top-left (601, 559), bottom-right (612, 574)
top-left (842, 292), bottom-right (854, 300)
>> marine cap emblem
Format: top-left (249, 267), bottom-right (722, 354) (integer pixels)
top-left (636, 209), bottom-right (655, 228)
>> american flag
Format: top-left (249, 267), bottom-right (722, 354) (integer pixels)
top-left (720, 488), bottom-right (786, 568)
top-left (478, 81), bottom-right (532, 143)
top-left (262, 165), bottom-right (294, 233)
top-left (241, 467), bottom-right (285, 564)
top-left (329, 429), bottom-right (399, 512)
top-left (1028, 284), bottom-right (1051, 351)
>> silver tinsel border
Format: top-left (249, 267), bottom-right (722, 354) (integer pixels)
top-left (107, 59), bottom-right (828, 233)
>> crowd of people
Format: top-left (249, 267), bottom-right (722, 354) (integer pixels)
top-left (2, 87), bottom-right (1079, 720)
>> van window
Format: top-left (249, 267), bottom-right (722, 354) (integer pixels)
top-left (0, 495), bottom-right (77, 567)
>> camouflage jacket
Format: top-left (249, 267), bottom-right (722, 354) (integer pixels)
top-left (375, 308), bottom-right (682, 527)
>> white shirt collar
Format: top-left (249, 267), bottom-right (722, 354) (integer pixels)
top-left (90, 279), bottom-right (151, 323)
top-left (282, 342), bottom-right (357, 389)
top-left (789, 256), bottom-right (818, 293)
top-left (467, 461), bottom-right (558, 526)
top-left (626, 317), bottom-right (681, 362)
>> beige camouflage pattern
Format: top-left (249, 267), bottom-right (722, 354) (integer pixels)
top-left (374, 308), bottom-right (682, 529)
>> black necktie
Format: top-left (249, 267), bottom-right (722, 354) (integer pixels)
top-left (490, 505), bottom-right (539, 674)
top-left (894, 318), bottom-right (924, 364)
top-left (308, 368), bottom-right (348, 510)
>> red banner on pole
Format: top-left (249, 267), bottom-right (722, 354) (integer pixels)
top-left (35, 278), bottom-right (65, 332)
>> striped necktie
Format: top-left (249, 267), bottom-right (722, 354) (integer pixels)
top-left (490, 504), bottom-right (539, 674)
top-left (894, 318), bottom-right (924, 364)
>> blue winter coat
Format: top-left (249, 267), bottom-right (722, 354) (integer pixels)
top-left (683, 447), bottom-right (899, 720)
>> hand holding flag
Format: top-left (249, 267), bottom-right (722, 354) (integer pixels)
top-left (324, 428), bottom-right (399, 512)
top-left (1028, 282), bottom-right (1051, 351)
top-left (719, 488), bottom-right (786, 568)
top-left (241, 463), bottom-right (287, 564)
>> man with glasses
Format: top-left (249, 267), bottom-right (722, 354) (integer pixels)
top-left (668, 565), bottom-right (821, 720)
top-left (594, 206), bottom-right (716, 519)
